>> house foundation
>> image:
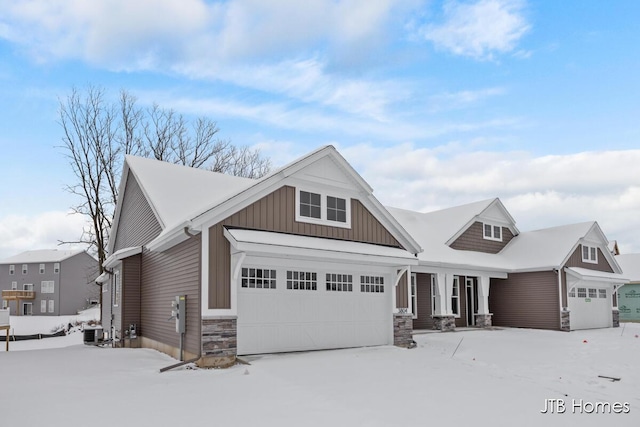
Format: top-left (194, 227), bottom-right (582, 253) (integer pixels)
top-left (432, 315), bottom-right (456, 331)
top-left (393, 313), bottom-right (414, 348)
top-left (199, 316), bottom-right (237, 368)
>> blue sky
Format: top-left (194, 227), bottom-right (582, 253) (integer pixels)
top-left (1, 0), bottom-right (640, 259)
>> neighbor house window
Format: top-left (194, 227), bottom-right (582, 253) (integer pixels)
top-left (23, 283), bottom-right (33, 291)
top-left (299, 191), bottom-right (321, 219)
top-left (41, 300), bottom-right (47, 313)
top-left (241, 268), bottom-right (276, 289)
top-left (326, 196), bottom-right (347, 223)
top-left (54, 263), bottom-right (60, 273)
top-left (452, 276), bottom-right (460, 317)
top-left (11, 281), bottom-right (17, 290)
top-left (41, 281), bottom-right (55, 294)
top-left (296, 188), bottom-right (351, 228)
top-left (22, 264), bottom-right (28, 275)
top-left (39, 264), bottom-right (45, 274)
top-left (483, 223), bottom-right (502, 241)
top-left (581, 245), bottom-right (598, 264)
top-left (2, 300), bottom-right (7, 309)
top-left (326, 273), bottom-right (353, 292)
top-left (23, 303), bottom-right (32, 316)
top-left (286, 271), bottom-right (317, 290)
top-left (411, 273), bottom-right (418, 319)
top-left (361, 276), bottom-right (384, 293)
top-left (48, 300), bottom-right (54, 313)
top-left (598, 289), bottom-right (607, 299)
top-left (9, 265), bottom-right (15, 275)
top-left (577, 287), bottom-right (587, 298)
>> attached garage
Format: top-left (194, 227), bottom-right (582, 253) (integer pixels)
top-left (565, 267), bottom-right (627, 330)
top-left (225, 228), bottom-right (416, 355)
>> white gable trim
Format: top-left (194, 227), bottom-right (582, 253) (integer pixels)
top-left (558, 223), bottom-right (623, 274)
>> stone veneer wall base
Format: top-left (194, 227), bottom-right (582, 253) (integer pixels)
top-left (432, 315), bottom-right (456, 331)
top-left (474, 313), bottom-right (492, 328)
top-left (560, 309), bottom-right (570, 332)
top-left (393, 313), bottom-right (414, 348)
top-left (612, 309), bottom-right (620, 328)
top-left (199, 316), bottom-right (237, 368)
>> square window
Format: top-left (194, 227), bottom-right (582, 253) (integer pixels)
top-left (598, 289), bottom-right (607, 299)
top-left (588, 288), bottom-right (597, 298)
top-left (577, 287), bottom-right (587, 298)
top-left (300, 191), bottom-right (322, 219)
top-left (483, 223), bottom-right (502, 241)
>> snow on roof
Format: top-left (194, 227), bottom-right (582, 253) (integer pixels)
top-left (0, 249), bottom-right (86, 264)
top-left (125, 155), bottom-right (257, 230)
top-left (615, 254), bottom-right (640, 282)
top-left (565, 266), bottom-right (629, 283)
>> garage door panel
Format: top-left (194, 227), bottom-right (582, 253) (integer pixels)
top-left (568, 284), bottom-right (612, 330)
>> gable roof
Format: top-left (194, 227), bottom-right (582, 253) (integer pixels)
top-left (110, 146), bottom-right (422, 255)
top-left (615, 254), bottom-right (640, 282)
top-left (0, 249), bottom-right (87, 264)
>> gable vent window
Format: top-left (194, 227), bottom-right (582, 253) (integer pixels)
top-left (581, 244), bottom-right (598, 264)
top-left (299, 191), bottom-right (321, 219)
top-left (483, 223), bottom-right (502, 241)
top-left (296, 188), bottom-right (351, 228)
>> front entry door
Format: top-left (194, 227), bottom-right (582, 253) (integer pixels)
top-left (465, 278), bottom-right (477, 326)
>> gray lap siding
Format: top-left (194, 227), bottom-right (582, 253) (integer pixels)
top-left (489, 271), bottom-right (560, 330)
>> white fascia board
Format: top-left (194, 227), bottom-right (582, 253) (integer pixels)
top-left (146, 222), bottom-right (198, 252)
top-left (411, 263), bottom-right (509, 279)
top-left (104, 246), bottom-right (143, 269)
top-left (565, 267), bottom-right (629, 284)
top-left (107, 165), bottom-right (131, 255)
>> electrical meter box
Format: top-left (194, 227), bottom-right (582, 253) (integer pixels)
top-left (170, 295), bottom-right (186, 333)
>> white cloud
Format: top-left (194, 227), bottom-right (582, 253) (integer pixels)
top-left (421, 0), bottom-right (530, 60)
top-left (0, 210), bottom-right (90, 260)
top-left (340, 144), bottom-right (640, 252)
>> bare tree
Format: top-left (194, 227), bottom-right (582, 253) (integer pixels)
top-left (58, 85), bottom-right (271, 315)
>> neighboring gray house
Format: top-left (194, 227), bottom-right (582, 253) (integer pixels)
top-left (0, 249), bottom-right (98, 316)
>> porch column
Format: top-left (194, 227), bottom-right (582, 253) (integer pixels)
top-left (393, 267), bottom-right (414, 348)
top-left (432, 273), bottom-right (455, 331)
top-left (475, 275), bottom-right (493, 328)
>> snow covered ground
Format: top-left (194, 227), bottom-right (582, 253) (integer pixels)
top-left (1, 322), bottom-right (639, 426)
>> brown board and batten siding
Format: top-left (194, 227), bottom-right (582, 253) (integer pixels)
top-left (141, 235), bottom-right (201, 356)
top-left (209, 185), bottom-right (404, 309)
top-left (490, 271), bottom-right (560, 330)
top-left (121, 254), bottom-right (141, 336)
top-left (113, 173), bottom-right (162, 252)
top-left (450, 222), bottom-right (515, 254)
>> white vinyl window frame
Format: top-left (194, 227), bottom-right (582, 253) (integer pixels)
top-left (39, 264), bottom-right (45, 274)
top-left (431, 275), bottom-right (437, 314)
top-left (23, 283), bottom-right (34, 291)
top-left (54, 263), bottom-right (60, 274)
top-left (9, 265), bottom-right (15, 275)
top-left (1, 300), bottom-right (7, 309)
top-left (410, 273), bottom-right (418, 319)
top-left (48, 300), bottom-right (55, 313)
top-left (483, 223), bottom-right (502, 242)
top-left (11, 281), bottom-right (17, 290)
top-left (41, 280), bottom-right (55, 294)
top-left (22, 264), bottom-right (28, 275)
top-left (40, 300), bottom-right (47, 313)
top-left (113, 270), bottom-right (121, 307)
top-left (451, 276), bottom-right (461, 318)
top-left (295, 187), bottom-right (352, 229)
top-left (581, 244), bottom-right (598, 264)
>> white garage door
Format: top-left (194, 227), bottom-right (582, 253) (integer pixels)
top-left (568, 284), bottom-right (612, 330)
top-left (237, 261), bottom-right (393, 355)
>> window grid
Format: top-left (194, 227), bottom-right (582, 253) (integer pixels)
top-left (241, 268), bottom-right (276, 289)
top-left (577, 287), bottom-right (587, 298)
top-left (361, 275), bottom-right (384, 293)
top-left (41, 281), bottom-right (55, 294)
top-left (299, 191), bottom-right (321, 219)
top-left (483, 223), bottom-right (502, 241)
top-left (326, 273), bottom-right (353, 292)
top-left (327, 196), bottom-right (347, 223)
top-left (582, 245), bottom-right (598, 263)
top-left (598, 289), bottom-right (607, 299)
top-left (588, 288), bottom-right (597, 298)
top-left (287, 271), bottom-right (317, 290)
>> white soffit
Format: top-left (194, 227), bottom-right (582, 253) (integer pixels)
top-left (565, 267), bottom-right (629, 284)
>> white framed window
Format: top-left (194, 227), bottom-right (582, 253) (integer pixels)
top-left (22, 303), bottom-right (32, 316)
top-left (483, 223), bottom-right (502, 241)
top-left (1, 300), bottom-right (7, 309)
top-left (22, 264), bottom-right (28, 275)
top-left (54, 263), bottom-right (60, 274)
top-left (451, 276), bottom-right (460, 317)
top-left (326, 273), bottom-right (353, 292)
top-left (431, 275), bottom-right (437, 313)
top-left (286, 270), bottom-right (317, 290)
top-left (411, 273), bottom-right (418, 319)
top-left (48, 300), bottom-right (54, 313)
top-left (598, 289), bottom-right (607, 299)
top-left (39, 264), bottom-right (45, 274)
top-left (11, 281), bottom-right (17, 290)
top-left (588, 288), bottom-right (597, 299)
top-left (41, 281), bottom-right (55, 294)
top-left (23, 283), bottom-right (34, 291)
top-left (40, 300), bottom-right (47, 313)
top-left (361, 275), bottom-right (384, 293)
top-left (295, 188), bottom-right (351, 228)
top-left (577, 287), bottom-right (587, 298)
top-left (9, 265), bottom-right (15, 275)
top-left (113, 270), bottom-right (121, 307)
top-left (241, 268), bottom-right (276, 289)
top-left (581, 244), bottom-right (598, 264)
